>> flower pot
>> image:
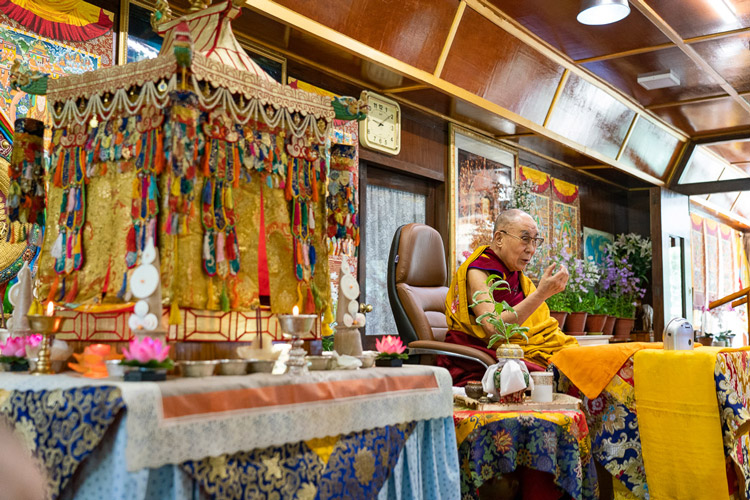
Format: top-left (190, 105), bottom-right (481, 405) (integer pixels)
top-left (564, 312), bottom-right (588, 335)
top-left (630, 331), bottom-right (650, 342)
top-left (613, 318), bottom-right (635, 341)
top-left (375, 357), bottom-right (403, 368)
top-left (585, 314), bottom-right (607, 334)
top-left (495, 343), bottom-right (524, 360)
top-left (124, 367), bottom-right (167, 382)
top-left (602, 315), bottom-right (616, 336)
top-left (550, 311), bottom-right (568, 331)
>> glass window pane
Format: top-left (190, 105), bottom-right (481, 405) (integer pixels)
top-left (364, 184), bottom-right (426, 337)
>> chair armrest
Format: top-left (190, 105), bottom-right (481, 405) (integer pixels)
top-left (408, 340), bottom-right (495, 367)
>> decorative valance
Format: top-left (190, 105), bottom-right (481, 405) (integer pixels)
top-left (0, 0), bottom-right (113, 42)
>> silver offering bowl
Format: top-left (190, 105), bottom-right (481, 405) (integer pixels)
top-left (276, 314), bottom-right (316, 375)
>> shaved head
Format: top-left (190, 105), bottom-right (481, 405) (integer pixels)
top-left (494, 209), bottom-right (532, 233)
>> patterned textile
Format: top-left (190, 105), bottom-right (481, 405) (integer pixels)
top-left (453, 410), bottom-right (598, 500)
top-left (1, 366), bottom-right (453, 472)
top-left (181, 422), bottom-right (415, 499)
top-left (556, 359), bottom-right (649, 499)
top-left (0, 385), bottom-right (125, 499)
top-left (716, 351), bottom-right (750, 500)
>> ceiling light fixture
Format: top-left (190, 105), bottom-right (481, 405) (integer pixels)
top-left (577, 0), bottom-right (631, 25)
top-left (637, 70), bottom-right (681, 90)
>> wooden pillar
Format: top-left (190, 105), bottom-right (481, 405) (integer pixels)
top-left (649, 187), bottom-right (693, 339)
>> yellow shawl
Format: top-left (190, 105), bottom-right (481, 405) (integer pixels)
top-left (445, 245), bottom-right (578, 366)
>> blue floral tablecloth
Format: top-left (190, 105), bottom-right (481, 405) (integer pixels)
top-left (453, 409), bottom-right (598, 499)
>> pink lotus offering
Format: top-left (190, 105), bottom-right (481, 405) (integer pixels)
top-left (375, 335), bottom-right (408, 360)
top-left (0, 336), bottom-right (28, 358)
top-left (121, 336), bottom-right (173, 370)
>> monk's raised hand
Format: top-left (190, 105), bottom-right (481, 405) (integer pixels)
top-left (537, 263), bottom-right (568, 299)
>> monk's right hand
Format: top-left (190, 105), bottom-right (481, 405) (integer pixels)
top-left (536, 263), bottom-right (569, 300)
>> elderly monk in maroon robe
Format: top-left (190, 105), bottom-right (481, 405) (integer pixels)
top-left (438, 209), bottom-right (578, 386)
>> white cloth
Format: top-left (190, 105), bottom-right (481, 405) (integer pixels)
top-left (482, 358), bottom-right (533, 398)
top-left (0, 365), bottom-right (453, 471)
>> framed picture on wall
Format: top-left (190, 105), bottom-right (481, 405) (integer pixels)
top-left (583, 227), bottom-right (614, 266)
top-left (449, 124), bottom-right (517, 274)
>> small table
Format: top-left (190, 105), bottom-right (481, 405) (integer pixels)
top-left (453, 408), bottom-right (599, 499)
top-left (1, 365), bottom-right (460, 500)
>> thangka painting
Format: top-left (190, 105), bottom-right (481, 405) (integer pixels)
top-left (690, 213), bottom-right (706, 310)
top-left (450, 125), bottom-right (515, 270)
top-left (0, 8), bottom-right (113, 155)
top-left (516, 165), bottom-right (581, 281)
top-left (583, 227), bottom-right (614, 267)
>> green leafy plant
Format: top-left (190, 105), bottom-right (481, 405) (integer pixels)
top-left (606, 233), bottom-right (652, 287)
top-left (470, 274), bottom-right (529, 348)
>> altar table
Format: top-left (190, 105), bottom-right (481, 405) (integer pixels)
top-left (453, 408), bottom-right (599, 500)
top-left (553, 347), bottom-right (750, 500)
top-left (0, 365), bottom-right (460, 500)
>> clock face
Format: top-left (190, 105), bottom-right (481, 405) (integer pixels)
top-left (360, 92), bottom-right (401, 154)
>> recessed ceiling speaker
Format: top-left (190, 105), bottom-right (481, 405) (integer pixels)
top-left (577, 0), bottom-right (631, 25)
top-left (637, 70), bottom-right (681, 90)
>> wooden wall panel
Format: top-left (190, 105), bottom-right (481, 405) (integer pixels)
top-left (546, 73), bottom-right (636, 159)
top-left (272, 0), bottom-right (457, 72)
top-left (442, 8), bottom-right (564, 125)
top-left (621, 117), bottom-right (681, 180)
top-left (649, 0), bottom-right (750, 39)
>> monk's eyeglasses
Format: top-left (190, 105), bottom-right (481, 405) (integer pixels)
top-left (499, 230), bottom-right (544, 248)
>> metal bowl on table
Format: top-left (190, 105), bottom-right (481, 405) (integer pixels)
top-left (217, 359), bottom-right (250, 375)
top-left (179, 360), bottom-right (218, 377)
top-left (246, 359), bottom-right (275, 374)
top-left (306, 355), bottom-right (330, 371)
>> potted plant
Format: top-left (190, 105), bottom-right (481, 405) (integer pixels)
top-left (121, 336), bottom-right (174, 381)
top-left (713, 330), bottom-right (735, 347)
top-left (545, 291), bottom-right (571, 331)
top-left (601, 254), bottom-right (645, 341)
top-left (606, 233), bottom-right (652, 290)
top-left (470, 274), bottom-right (531, 403)
top-left (0, 335), bottom-right (41, 371)
top-left (374, 335), bottom-right (409, 367)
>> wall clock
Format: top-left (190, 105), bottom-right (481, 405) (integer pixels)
top-left (359, 91), bottom-right (401, 155)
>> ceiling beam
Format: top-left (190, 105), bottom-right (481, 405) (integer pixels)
top-left (575, 26), bottom-right (750, 64)
top-left (629, 0), bottom-right (750, 116)
top-left (694, 129), bottom-right (750, 145)
top-left (673, 177), bottom-right (750, 195)
top-left (665, 141), bottom-right (695, 188)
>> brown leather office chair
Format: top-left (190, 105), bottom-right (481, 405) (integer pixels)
top-left (387, 223), bottom-right (495, 368)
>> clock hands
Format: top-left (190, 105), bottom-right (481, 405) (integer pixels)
top-left (373, 114), bottom-right (393, 127)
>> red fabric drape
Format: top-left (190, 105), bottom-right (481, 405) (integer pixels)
top-left (0, 0), bottom-right (112, 42)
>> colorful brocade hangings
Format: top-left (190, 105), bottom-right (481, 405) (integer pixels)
top-left (326, 124), bottom-right (359, 258)
top-left (285, 135), bottom-right (326, 313)
top-left (48, 120), bottom-right (88, 302)
top-left (8, 118), bottom-right (45, 228)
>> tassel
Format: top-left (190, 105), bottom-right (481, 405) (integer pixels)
top-left (220, 282), bottom-right (230, 312)
top-left (46, 275), bottom-right (60, 303)
top-left (51, 232), bottom-right (63, 259)
top-left (296, 282), bottom-right (304, 310)
top-left (308, 205), bottom-right (315, 231)
top-left (206, 278), bottom-right (218, 310)
top-left (202, 139), bottom-right (211, 177)
top-left (321, 304), bottom-right (334, 337)
top-left (64, 274), bottom-right (78, 303)
top-left (216, 231), bottom-right (226, 263)
top-left (232, 145), bottom-right (240, 188)
top-left (230, 276), bottom-right (240, 309)
top-left (169, 302), bottom-right (182, 325)
top-left (305, 286), bottom-right (315, 314)
top-left (116, 271), bottom-right (128, 301)
top-left (57, 278), bottom-right (66, 302)
top-left (285, 158), bottom-right (294, 201)
top-left (102, 257), bottom-right (112, 295)
top-left (154, 130), bottom-right (164, 174)
top-left (311, 164), bottom-right (318, 202)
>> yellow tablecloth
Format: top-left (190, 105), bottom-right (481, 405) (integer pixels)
top-left (634, 347), bottom-right (750, 500)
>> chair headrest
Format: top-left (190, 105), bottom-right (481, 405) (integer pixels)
top-left (395, 223), bottom-right (447, 287)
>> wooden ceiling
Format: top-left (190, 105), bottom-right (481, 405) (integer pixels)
top-left (238, 0), bottom-right (750, 221)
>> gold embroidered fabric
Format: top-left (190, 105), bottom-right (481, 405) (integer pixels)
top-left (0, 386), bottom-right (125, 499)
